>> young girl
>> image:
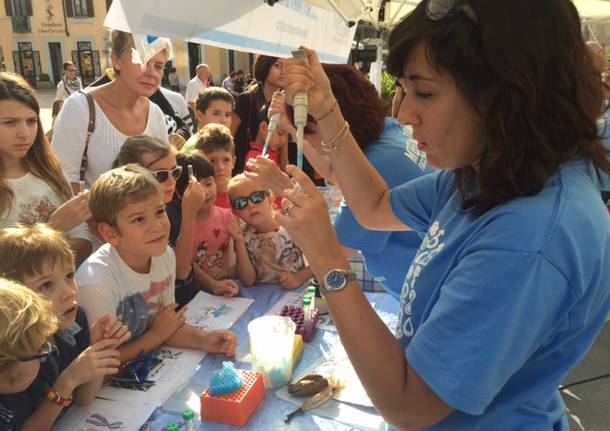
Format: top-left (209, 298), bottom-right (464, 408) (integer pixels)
top-left (0, 72), bottom-right (91, 261)
top-left (228, 174), bottom-right (311, 289)
top-left (114, 135), bottom-right (206, 306)
top-left (174, 152), bottom-right (240, 298)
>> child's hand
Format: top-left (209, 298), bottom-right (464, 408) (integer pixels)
top-left (210, 279), bottom-right (240, 298)
top-left (207, 266), bottom-right (229, 280)
top-left (201, 330), bottom-right (237, 356)
top-left (149, 303), bottom-right (186, 343)
top-left (182, 180), bottom-right (206, 215)
top-left (48, 192), bottom-right (91, 232)
top-left (279, 272), bottom-right (302, 290)
top-left (228, 218), bottom-right (244, 243)
top-left (64, 339), bottom-right (121, 387)
top-left (90, 314), bottom-right (131, 346)
top-left (269, 91), bottom-right (296, 136)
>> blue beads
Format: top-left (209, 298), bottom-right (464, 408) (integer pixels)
top-left (210, 362), bottom-right (244, 396)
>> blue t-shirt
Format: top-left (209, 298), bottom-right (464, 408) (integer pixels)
top-left (0, 308), bottom-right (90, 431)
top-left (334, 118), bottom-right (431, 299)
top-left (597, 112), bottom-right (610, 196)
top-left (389, 159), bottom-right (610, 430)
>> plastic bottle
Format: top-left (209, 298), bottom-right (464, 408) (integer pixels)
top-left (165, 423), bottom-right (179, 431)
top-left (182, 408), bottom-right (196, 431)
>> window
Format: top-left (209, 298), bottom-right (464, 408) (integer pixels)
top-left (65, 0), bottom-right (94, 18)
top-left (4, 0), bottom-right (32, 16)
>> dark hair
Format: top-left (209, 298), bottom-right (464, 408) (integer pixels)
top-left (63, 61), bottom-right (75, 70)
top-left (322, 64), bottom-right (386, 149)
top-left (253, 55), bottom-right (279, 84)
top-left (195, 123), bottom-right (235, 155)
top-left (387, 0), bottom-right (610, 214)
top-left (113, 135), bottom-right (172, 169)
top-left (51, 99), bottom-right (63, 118)
top-left (175, 152), bottom-right (215, 197)
top-left (195, 87), bottom-right (234, 114)
top-left (0, 73), bottom-right (71, 215)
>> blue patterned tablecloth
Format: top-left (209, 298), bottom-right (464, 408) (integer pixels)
top-left (140, 284), bottom-right (399, 431)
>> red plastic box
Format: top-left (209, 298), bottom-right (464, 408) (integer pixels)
top-left (200, 369), bottom-right (265, 427)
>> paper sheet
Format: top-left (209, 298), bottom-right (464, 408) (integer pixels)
top-left (184, 291), bottom-right (254, 331)
top-left (52, 398), bottom-right (157, 431)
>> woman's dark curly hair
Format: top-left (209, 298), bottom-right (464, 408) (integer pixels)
top-left (387, 0), bottom-right (610, 214)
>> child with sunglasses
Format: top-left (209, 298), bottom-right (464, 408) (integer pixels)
top-left (0, 279), bottom-right (58, 431)
top-left (175, 152), bottom-right (240, 298)
top-left (228, 174), bottom-right (311, 289)
top-left (0, 224), bottom-right (129, 431)
top-left (114, 135), bottom-right (207, 306)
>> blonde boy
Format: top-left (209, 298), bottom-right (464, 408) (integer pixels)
top-left (0, 279), bottom-right (58, 431)
top-left (0, 225), bottom-right (127, 431)
top-left (228, 174), bottom-right (312, 289)
top-left (195, 123), bottom-right (236, 209)
top-left (77, 164), bottom-right (236, 365)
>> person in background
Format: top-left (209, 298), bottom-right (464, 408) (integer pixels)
top-left (231, 55), bottom-right (285, 174)
top-left (168, 66), bottom-right (180, 92)
top-left (45, 99), bottom-right (64, 142)
top-left (255, 0), bottom-right (610, 428)
top-left (55, 61), bottom-right (82, 102)
top-left (186, 64), bottom-right (213, 113)
top-left (182, 87), bottom-right (234, 152)
top-left (244, 107), bottom-right (289, 172)
top-left (195, 123), bottom-right (236, 209)
top-left (53, 30), bottom-right (169, 190)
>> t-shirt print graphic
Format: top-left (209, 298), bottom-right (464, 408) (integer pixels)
top-left (397, 221), bottom-right (445, 340)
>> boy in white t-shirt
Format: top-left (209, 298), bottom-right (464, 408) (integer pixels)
top-left (77, 164), bottom-right (236, 364)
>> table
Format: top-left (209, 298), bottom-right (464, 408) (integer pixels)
top-left (140, 284), bottom-right (399, 431)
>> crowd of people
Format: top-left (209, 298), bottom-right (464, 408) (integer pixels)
top-left (0, 0), bottom-right (609, 430)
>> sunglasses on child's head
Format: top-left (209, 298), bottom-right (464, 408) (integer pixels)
top-left (150, 166), bottom-right (183, 183)
top-left (231, 190), bottom-right (269, 210)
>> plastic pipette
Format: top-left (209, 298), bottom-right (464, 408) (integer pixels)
top-left (291, 49), bottom-right (308, 170)
top-left (262, 109), bottom-right (282, 157)
top-left (187, 163), bottom-right (194, 180)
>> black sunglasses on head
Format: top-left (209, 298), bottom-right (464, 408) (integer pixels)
top-left (151, 166), bottom-right (183, 183)
top-left (426, 0), bottom-right (478, 25)
top-left (18, 341), bottom-right (57, 363)
top-left (231, 190), bottom-right (269, 210)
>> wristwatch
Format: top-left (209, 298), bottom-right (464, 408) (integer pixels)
top-left (320, 269), bottom-right (357, 298)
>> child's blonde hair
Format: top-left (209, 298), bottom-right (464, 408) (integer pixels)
top-left (89, 164), bottom-right (162, 227)
top-left (0, 224), bottom-right (74, 282)
top-left (195, 123), bottom-right (235, 155)
top-left (0, 278), bottom-right (57, 377)
top-left (227, 173), bottom-right (265, 200)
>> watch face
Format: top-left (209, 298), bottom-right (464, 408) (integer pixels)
top-left (326, 271), bottom-right (346, 290)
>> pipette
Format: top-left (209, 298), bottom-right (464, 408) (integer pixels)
top-left (291, 49), bottom-right (308, 170)
top-left (187, 163), bottom-right (194, 181)
top-left (262, 91), bottom-right (283, 157)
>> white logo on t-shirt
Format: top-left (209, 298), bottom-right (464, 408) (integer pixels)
top-left (397, 220), bottom-right (445, 339)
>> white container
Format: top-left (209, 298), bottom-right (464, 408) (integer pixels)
top-left (247, 315), bottom-right (296, 388)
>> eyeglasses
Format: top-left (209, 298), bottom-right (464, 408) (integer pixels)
top-left (18, 341), bottom-right (57, 363)
top-left (150, 166), bottom-right (183, 183)
top-left (66, 68), bottom-right (77, 72)
top-left (231, 190), bottom-right (269, 210)
top-left (426, 0), bottom-right (478, 25)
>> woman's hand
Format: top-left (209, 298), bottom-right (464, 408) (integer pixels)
top-left (283, 47), bottom-right (336, 120)
top-left (275, 165), bottom-right (346, 275)
top-left (245, 156), bottom-right (293, 196)
top-left (268, 91), bottom-right (297, 136)
top-left (48, 192), bottom-right (91, 232)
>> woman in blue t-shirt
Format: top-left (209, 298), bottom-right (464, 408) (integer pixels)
top-left (256, 1), bottom-right (610, 430)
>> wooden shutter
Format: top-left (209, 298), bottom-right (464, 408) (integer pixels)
top-left (25, 0), bottom-right (31, 16)
top-left (65, 0), bottom-right (74, 17)
top-left (86, 0), bottom-right (93, 17)
top-left (4, 0), bottom-right (13, 16)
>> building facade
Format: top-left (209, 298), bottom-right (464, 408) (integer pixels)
top-left (0, 0), bottom-right (251, 90)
